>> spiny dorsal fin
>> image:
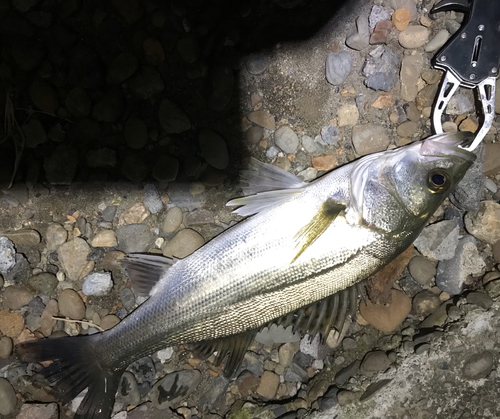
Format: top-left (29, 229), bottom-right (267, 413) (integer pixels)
top-left (192, 330), bottom-right (257, 378)
top-left (227, 158), bottom-right (308, 216)
top-left (121, 254), bottom-right (175, 296)
top-left (292, 199), bottom-right (346, 263)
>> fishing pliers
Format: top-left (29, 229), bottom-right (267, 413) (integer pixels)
top-left (431, 0), bottom-right (500, 151)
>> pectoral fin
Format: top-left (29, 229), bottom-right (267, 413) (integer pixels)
top-left (292, 199), bottom-right (346, 263)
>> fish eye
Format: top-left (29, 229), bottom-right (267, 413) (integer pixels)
top-left (427, 170), bottom-right (450, 193)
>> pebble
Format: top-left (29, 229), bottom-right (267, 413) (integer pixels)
top-left (445, 19), bottom-right (461, 34)
top-left (257, 371), bottom-right (280, 399)
top-left (420, 16), bottom-right (432, 27)
top-left (82, 272), bottom-right (113, 296)
top-left (266, 146), bottom-right (279, 159)
top-left (424, 29), bottom-right (450, 52)
top-left (442, 121), bottom-right (458, 132)
top-left (29, 80), bottom-right (59, 112)
top-left (246, 53), bottom-right (271, 75)
top-left (485, 280), bottom-right (500, 299)
top-left (392, 8), bottom-right (410, 31)
top-left (436, 236), bottom-right (485, 295)
top-left (413, 220), bottom-right (459, 261)
top-left (158, 99), bottom-right (191, 134)
top-left (152, 155), bottom-right (179, 182)
top-left (151, 370), bottom-right (201, 409)
top-left (325, 51), bottom-right (353, 86)
top-left (485, 179), bottom-right (497, 194)
top-left (40, 299), bottom-right (58, 337)
top-left (3, 285), bottom-right (34, 310)
top-left (369, 5), bottom-right (391, 29)
top-left (370, 20), bottom-right (392, 45)
top-left (57, 238), bottom-right (94, 282)
top-left (463, 351), bottom-right (494, 380)
top-left (119, 204), bottom-right (151, 225)
top-left (421, 70), bottom-right (442, 85)
top-left (484, 143), bottom-right (500, 176)
top-left (163, 229), bottom-right (205, 258)
top-left (320, 125), bottom-right (341, 145)
top-left (337, 390), bottom-right (360, 406)
top-left (416, 84), bottom-right (439, 109)
top-left (372, 92), bottom-right (394, 109)
top-left (363, 47), bottom-right (400, 91)
top-left (128, 67), bottom-right (165, 100)
top-left (400, 53), bottom-right (424, 102)
top-left (412, 290), bottom-right (441, 316)
top-left (248, 111), bottom-right (276, 131)
top-left (466, 292), bottom-right (493, 310)
top-left (420, 301), bottom-right (453, 328)
top-left (58, 289), bottom-right (85, 320)
top-left (185, 210), bottom-right (214, 226)
top-left (359, 289), bottom-right (411, 333)
top-left (399, 25), bottom-right (429, 49)
top-left (0, 310), bottom-right (25, 337)
top-left (199, 130), bottom-right (229, 170)
top-left (246, 126), bottom-right (264, 144)
top-left (0, 237), bottom-right (16, 274)
top-left (334, 360), bottom-right (360, 386)
top-left (396, 121), bottom-right (417, 138)
top-left (446, 94), bottom-right (473, 115)
top-left (3, 229), bottom-right (40, 247)
top-left (346, 15), bottom-right (370, 51)
top-left (163, 207), bottom-right (183, 233)
top-left (0, 336), bottom-right (13, 358)
top-left (337, 103), bottom-right (359, 127)
top-left (360, 351), bottom-right (391, 377)
top-left (16, 403), bottom-right (59, 419)
top-left (91, 230), bottom-right (118, 248)
top-left (106, 52), bottom-right (139, 85)
top-left (465, 201), bottom-right (500, 245)
top-left (116, 224), bottom-right (155, 254)
top-left (352, 124), bottom-right (391, 156)
top-left (124, 117), bottom-right (148, 150)
top-left (297, 167), bottom-right (318, 181)
top-left (311, 155), bottom-right (337, 171)
top-left (0, 377), bottom-right (17, 415)
top-left (415, 343), bottom-right (430, 355)
top-left (101, 314), bottom-right (120, 330)
top-left (275, 126), bottom-right (299, 153)
top-left (408, 256), bottom-right (436, 287)
top-left (307, 379), bottom-right (330, 404)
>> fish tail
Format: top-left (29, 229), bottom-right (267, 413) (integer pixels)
top-left (16, 335), bottom-right (124, 419)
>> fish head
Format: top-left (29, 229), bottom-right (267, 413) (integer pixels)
top-left (350, 132), bottom-right (476, 235)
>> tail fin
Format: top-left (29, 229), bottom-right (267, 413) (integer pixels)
top-left (16, 335), bottom-right (124, 419)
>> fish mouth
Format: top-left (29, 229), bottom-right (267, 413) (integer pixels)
top-left (419, 132), bottom-right (477, 163)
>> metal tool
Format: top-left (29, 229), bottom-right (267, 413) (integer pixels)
top-left (431, 0), bottom-right (500, 151)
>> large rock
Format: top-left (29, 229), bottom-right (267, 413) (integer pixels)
top-left (57, 238), bottom-right (94, 282)
top-left (352, 124), bottom-right (390, 156)
top-left (465, 201), bottom-right (500, 245)
top-left (413, 220), bottom-right (459, 261)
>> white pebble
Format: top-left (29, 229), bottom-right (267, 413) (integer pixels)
top-left (485, 178), bottom-right (498, 193)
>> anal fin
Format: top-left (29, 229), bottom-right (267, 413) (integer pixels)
top-left (192, 330), bottom-right (258, 378)
top-left (121, 254), bottom-right (175, 296)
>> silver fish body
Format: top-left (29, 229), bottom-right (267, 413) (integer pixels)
top-left (16, 132), bottom-right (475, 419)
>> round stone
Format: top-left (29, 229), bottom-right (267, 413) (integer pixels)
top-left (82, 272), bottom-right (113, 296)
top-left (275, 126), bottom-right (299, 153)
top-left (0, 310), bottom-right (25, 337)
top-left (45, 223), bottom-right (68, 251)
top-left (326, 51), bottom-right (353, 86)
top-left (199, 129), bottom-right (229, 170)
top-left (0, 378), bottom-right (17, 415)
top-left (392, 8), bottom-right (410, 31)
top-left (101, 314), bottom-right (120, 330)
top-left (58, 289), bottom-right (85, 320)
top-left (158, 99), bottom-right (191, 134)
top-left (412, 290), bottom-right (441, 316)
top-left (463, 351), bottom-right (494, 380)
top-left (3, 285), bottom-right (35, 310)
top-left (163, 229), bottom-right (205, 259)
top-left (408, 256), bottom-right (436, 286)
top-left (399, 26), bottom-right (429, 49)
top-left (0, 337), bottom-right (13, 359)
top-left (163, 207), bottom-right (183, 233)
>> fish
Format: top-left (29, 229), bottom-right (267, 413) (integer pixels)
top-left (15, 131), bottom-right (475, 419)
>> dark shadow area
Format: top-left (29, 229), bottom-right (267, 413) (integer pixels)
top-left (0, 0), bottom-right (355, 195)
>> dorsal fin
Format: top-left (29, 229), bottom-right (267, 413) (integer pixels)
top-left (121, 254), bottom-right (175, 296)
top-left (227, 158), bottom-right (308, 216)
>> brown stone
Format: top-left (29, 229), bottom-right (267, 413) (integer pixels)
top-left (311, 155), bottom-right (337, 171)
top-left (484, 143), bottom-right (500, 175)
top-left (459, 118), bottom-right (478, 133)
top-left (366, 246), bottom-right (414, 305)
top-left (392, 8), bottom-right (411, 31)
top-left (0, 309), bottom-right (25, 337)
top-left (370, 20), bottom-right (392, 45)
top-left (248, 110), bottom-right (276, 130)
top-left (118, 203), bottom-right (150, 225)
top-left (359, 289), bottom-right (411, 333)
top-left (372, 92), bottom-right (394, 109)
top-left (256, 371), bottom-right (280, 399)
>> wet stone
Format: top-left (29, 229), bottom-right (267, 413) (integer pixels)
top-left (0, 377), bottom-right (17, 415)
top-left (82, 272), bottom-right (113, 296)
top-left (360, 351), bottom-right (391, 377)
top-left (116, 224), bottom-right (155, 254)
top-left (130, 357), bottom-right (156, 384)
top-left (151, 369), bottom-right (201, 409)
top-left (463, 351), bottom-right (494, 380)
top-left (325, 51), bottom-right (353, 86)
